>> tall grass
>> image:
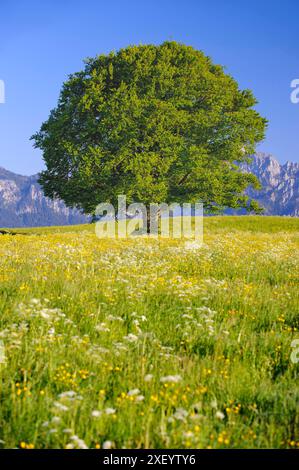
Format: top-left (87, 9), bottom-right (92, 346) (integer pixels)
top-left (0, 216), bottom-right (298, 448)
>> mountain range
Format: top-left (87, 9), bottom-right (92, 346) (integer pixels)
top-left (0, 152), bottom-right (298, 228)
top-left (0, 167), bottom-right (88, 228)
top-left (244, 153), bottom-right (299, 216)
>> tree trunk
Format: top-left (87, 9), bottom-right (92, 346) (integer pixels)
top-left (147, 210), bottom-right (151, 234)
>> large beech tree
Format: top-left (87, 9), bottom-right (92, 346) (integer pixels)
top-left (32, 42), bottom-right (267, 215)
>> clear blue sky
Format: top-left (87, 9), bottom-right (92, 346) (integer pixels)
top-left (0, 0), bottom-right (298, 175)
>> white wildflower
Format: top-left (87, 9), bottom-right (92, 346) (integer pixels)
top-left (135, 395), bottom-right (145, 402)
top-left (40, 311), bottom-right (51, 320)
top-left (53, 401), bottom-right (69, 412)
top-left (58, 390), bottom-right (77, 399)
top-left (173, 408), bottom-right (188, 421)
top-left (123, 333), bottom-right (139, 342)
top-left (183, 431), bottom-right (194, 438)
top-left (102, 440), bottom-right (114, 449)
top-left (127, 388), bottom-right (140, 396)
top-left (107, 315), bottom-right (124, 322)
top-left (215, 411), bottom-right (225, 420)
top-left (51, 416), bottom-right (61, 424)
top-left (144, 374), bottom-right (153, 382)
top-left (70, 435), bottom-right (88, 449)
top-left (160, 375), bottom-right (182, 383)
top-left (95, 323), bottom-right (110, 333)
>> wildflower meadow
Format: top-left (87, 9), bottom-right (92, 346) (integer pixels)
top-left (0, 216), bottom-right (298, 449)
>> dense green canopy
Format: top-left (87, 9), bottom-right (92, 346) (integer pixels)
top-left (32, 41), bottom-right (267, 214)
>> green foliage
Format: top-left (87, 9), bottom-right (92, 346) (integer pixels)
top-left (32, 42), bottom-right (267, 214)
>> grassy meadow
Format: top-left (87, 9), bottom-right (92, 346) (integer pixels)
top-left (0, 216), bottom-right (298, 449)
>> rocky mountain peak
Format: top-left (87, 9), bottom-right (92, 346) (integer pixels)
top-left (242, 153), bottom-right (299, 216)
top-left (0, 170), bottom-right (89, 228)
